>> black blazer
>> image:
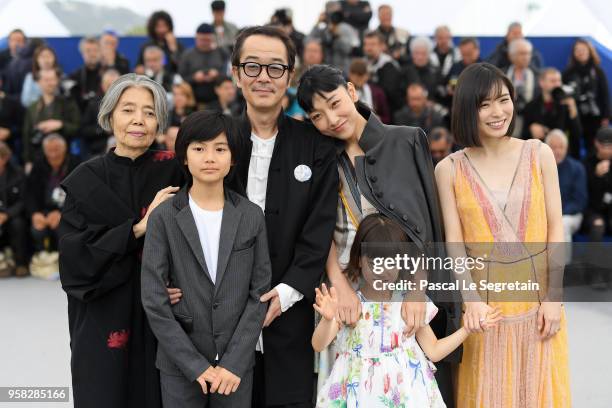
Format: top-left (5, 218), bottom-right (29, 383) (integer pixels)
top-left (354, 111), bottom-right (462, 362)
top-left (229, 111), bottom-right (338, 405)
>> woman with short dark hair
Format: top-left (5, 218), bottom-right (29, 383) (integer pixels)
top-left (59, 74), bottom-right (184, 408)
top-left (436, 62), bottom-right (570, 407)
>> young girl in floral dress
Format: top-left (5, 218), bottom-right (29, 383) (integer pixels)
top-left (312, 214), bottom-right (501, 408)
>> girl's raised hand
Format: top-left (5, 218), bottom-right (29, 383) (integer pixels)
top-left (313, 283), bottom-right (339, 322)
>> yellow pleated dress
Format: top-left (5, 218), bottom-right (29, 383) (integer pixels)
top-left (450, 139), bottom-right (571, 408)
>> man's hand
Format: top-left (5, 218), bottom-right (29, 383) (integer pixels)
top-left (37, 119), bottom-right (63, 133)
top-left (193, 71), bottom-right (206, 83)
top-left (46, 210), bottom-right (62, 230)
top-left (260, 288), bottom-right (282, 327)
top-left (0, 127), bottom-right (10, 141)
top-left (32, 212), bottom-right (47, 230)
top-left (166, 287), bottom-right (182, 305)
top-left (529, 123), bottom-right (548, 140)
top-left (196, 366), bottom-right (218, 395)
top-left (595, 160), bottom-right (610, 177)
top-left (209, 366), bottom-right (241, 395)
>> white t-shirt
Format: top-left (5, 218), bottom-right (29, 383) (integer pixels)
top-left (188, 194), bottom-right (223, 284)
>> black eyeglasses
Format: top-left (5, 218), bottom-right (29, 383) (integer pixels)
top-left (237, 62), bottom-right (290, 79)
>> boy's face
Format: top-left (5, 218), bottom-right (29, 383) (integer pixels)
top-left (185, 133), bottom-right (232, 185)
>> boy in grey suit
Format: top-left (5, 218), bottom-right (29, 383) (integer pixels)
top-left (142, 111), bottom-right (271, 407)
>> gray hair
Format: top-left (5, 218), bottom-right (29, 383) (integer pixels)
top-left (79, 36), bottom-right (99, 54)
top-left (42, 133), bottom-right (67, 149)
top-left (410, 36), bottom-right (433, 54)
top-left (508, 38), bottom-right (532, 56)
top-left (98, 74), bottom-right (169, 135)
top-left (507, 22), bottom-right (522, 33)
top-left (545, 129), bottom-right (568, 146)
top-left (144, 45), bottom-right (164, 58)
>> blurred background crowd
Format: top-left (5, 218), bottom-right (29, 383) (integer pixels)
top-left (0, 0), bottom-right (610, 287)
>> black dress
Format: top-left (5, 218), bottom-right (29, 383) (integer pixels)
top-left (58, 149), bottom-right (184, 408)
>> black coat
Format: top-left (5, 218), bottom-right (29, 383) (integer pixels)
top-left (353, 112), bottom-right (462, 405)
top-left (0, 161), bottom-right (25, 218)
top-left (25, 155), bottom-right (79, 216)
top-left (229, 111), bottom-right (338, 405)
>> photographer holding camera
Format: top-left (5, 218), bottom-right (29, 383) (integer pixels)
top-left (523, 67), bottom-right (583, 158)
top-left (563, 39), bottom-right (610, 152)
top-left (22, 68), bottom-right (80, 172)
top-left (309, 6), bottom-right (359, 75)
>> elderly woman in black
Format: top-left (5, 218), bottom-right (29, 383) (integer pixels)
top-left (59, 74), bottom-right (183, 408)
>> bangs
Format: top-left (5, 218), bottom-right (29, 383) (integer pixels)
top-left (474, 73), bottom-right (507, 106)
top-left (297, 65), bottom-right (346, 113)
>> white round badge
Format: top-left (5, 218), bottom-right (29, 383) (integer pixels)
top-left (294, 164), bottom-right (312, 182)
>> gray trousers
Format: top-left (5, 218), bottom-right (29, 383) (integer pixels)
top-left (161, 369), bottom-right (253, 408)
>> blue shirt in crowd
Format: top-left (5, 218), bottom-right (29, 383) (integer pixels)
top-left (557, 156), bottom-right (588, 215)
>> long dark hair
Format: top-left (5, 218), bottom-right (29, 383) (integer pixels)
top-left (296, 64), bottom-right (371, 116)
top-left (567, 38), bottom-right (601, 68)
top-left (147, 10), bottom-right (174, 41)
top-left (344, 214), bottom-right (411, 282)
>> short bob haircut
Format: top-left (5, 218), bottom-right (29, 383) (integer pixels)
top-left (98, 74), bottom-right (169, 135)
top-left (297, 64), bottom-right (371, 115)
top-left (231, 25), bottom-right (297, 71)
top-left (174, 110), bottom-right (240, 185)
top-left (451, 62), bottom-right (516, 147)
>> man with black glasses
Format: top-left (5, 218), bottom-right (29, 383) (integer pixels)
top-left (230, 26), bottom-right (338, 407)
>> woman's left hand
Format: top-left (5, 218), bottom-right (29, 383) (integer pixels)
top-left (537, 302), bottom-right (562, 340)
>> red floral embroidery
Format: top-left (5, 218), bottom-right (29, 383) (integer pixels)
top-left (383, 373), bottom-right (390, 394)
top-left (107, 330), bottom-right (130, 349)
top-left (152, 150), bottom-right (175, 162)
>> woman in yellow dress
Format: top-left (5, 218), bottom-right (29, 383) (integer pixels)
top-left (435, 62), bottom-right (571, 407)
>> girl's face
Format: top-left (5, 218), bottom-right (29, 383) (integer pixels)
top-left (37, 49), bottom-right (55, 70)
top-left (574, 42), bottom-right (590, 64)
top-left (360, 255), bottom-right (400, 288)
top-left (185, 132), bottom-right (232, 185)
top-left (477, 83), bottom-right (514, 140)
top-left (308, 84), bottom-right (362, 141)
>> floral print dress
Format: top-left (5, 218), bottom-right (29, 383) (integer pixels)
top-left (316, 293), bottom-right (446, 408)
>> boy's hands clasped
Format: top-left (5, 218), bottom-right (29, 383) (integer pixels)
top-left (197, 366), bottom-right (241, 395)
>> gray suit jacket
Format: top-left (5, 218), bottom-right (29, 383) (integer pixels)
top-left (141, 187), bottom-right (271, 382)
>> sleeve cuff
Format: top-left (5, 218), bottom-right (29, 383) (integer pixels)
top-left (275, 283), bottom-right (304, 313)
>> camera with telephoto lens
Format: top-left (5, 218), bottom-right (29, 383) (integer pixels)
top-left (551, 85), bottom-right (575, 103)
